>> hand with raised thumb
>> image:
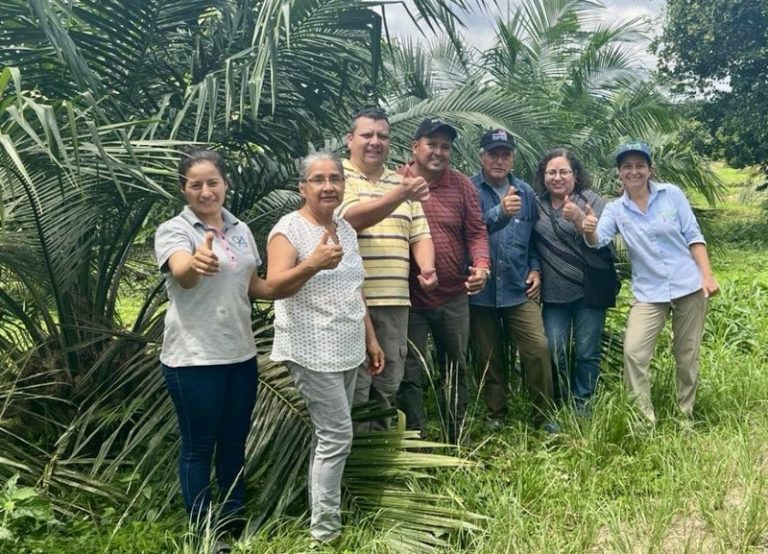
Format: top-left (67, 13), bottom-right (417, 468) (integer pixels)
top-left (401, 173), bottom-right (430, 202)
top-left (583, 204), bottom-right (598, 235)
top-left (192, 231), bottom-right (220, 276)
top-left (502, 185), bottom-right (521, 216)
top-left (562, 194), bottom-right (583, 223)
top-left (308, 229), bottom-right (343, 271)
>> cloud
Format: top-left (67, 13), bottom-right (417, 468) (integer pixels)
top-left (382, 0), bottom-right (664, 68)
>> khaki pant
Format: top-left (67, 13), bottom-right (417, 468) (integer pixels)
top-left (470, 300), bottom-right (553, 423)
top-left (354, 306), bottom-right (409, 432)
top-left (623, 290), bottom-right (708, 422)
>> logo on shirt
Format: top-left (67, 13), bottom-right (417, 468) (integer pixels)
top-left (231, 235), bottom-right (247, 248)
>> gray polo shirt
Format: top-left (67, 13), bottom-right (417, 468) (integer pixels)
top-left (155, 206), bottom-right (261, 367)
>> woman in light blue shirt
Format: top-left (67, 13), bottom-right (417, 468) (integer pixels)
top-left (581, 142), bottom-right (718, 426)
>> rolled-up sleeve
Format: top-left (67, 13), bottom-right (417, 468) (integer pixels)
top-left (673, 188), bottom-right (705, 245)
top-left (588, 200), bottom-right (619, 249)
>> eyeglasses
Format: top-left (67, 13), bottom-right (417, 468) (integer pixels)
top-left (303, 176), bottom-right (344, 186)
top-left (544, 169), bottom-right (574, 178)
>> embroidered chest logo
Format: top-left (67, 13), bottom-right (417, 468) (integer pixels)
top-left (230, 235), bottom-right (247, 248)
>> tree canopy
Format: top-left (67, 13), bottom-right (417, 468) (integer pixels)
top-left (0, 0), bottom-right (726, 550)
top-left (656, 0), bottom-right (768, 169)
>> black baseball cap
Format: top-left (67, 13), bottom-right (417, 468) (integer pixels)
top-left (480, 128), bottom-right (516, 150)
top-left (413, 117), bottom-right (458, 141)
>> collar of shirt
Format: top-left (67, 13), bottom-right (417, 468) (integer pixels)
top-left (342, 159), bottom-right (399, 184)
top-left (477, 171), bottom-right (512, 189)
top-left (180, 205), bottom-right (240, 231)
top-left (619, 180), bottom-right (669, 212)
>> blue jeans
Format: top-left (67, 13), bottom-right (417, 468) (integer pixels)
top-left (542, 301), bottom-right (606, 406)
top-left (163, 357), bottom-right (258, 528)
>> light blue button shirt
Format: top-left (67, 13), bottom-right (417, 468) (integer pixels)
top-left (590, 181), bottom-right (705, 303)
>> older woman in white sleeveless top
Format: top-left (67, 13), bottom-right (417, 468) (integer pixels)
top-left (267, 152), bottom-right (384, 545)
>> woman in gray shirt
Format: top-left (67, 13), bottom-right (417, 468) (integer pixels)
top-left (533, 148), bottom-right (610, 414)
top-left (155, 149), bottom-right (276, 543)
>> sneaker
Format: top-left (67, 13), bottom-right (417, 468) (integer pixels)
top-left (213, 539), bottom-right (233, 554)
top-left (675, 416), bottom-right (694, 434)
top-left (484, 418), bottom-right (503, 432)
top-left (538, 421), bottom-right (560, 434)
top-left (631, 416), bottom-right (655, 437)
top-left (309, 533), bottom-right (341, 551)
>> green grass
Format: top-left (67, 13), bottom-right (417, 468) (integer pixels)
top-left (686, 162), bottom-right (764, 213)
top-left (710, 162), bottom-right (762, 188)
top-left (8, 197), bottom-right (768, 554)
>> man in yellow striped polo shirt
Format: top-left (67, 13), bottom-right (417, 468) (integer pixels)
top-left (339, 108), bottom-right (437, 431)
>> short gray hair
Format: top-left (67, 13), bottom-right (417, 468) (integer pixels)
top-left (299, 151), bottom-right (344, 181)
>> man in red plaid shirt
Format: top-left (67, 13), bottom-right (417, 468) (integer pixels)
top-left (395, 117), bottom-right (491, 443)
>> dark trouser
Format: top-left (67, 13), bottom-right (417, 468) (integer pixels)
top-left (470, 301), bottom-right (553, 423)
top-left (397, 293), bottom-right (470, 441)
top-left (163, 357), bottom-right (258, 530)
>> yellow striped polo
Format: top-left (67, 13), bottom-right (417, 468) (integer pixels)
top-left (339, 159), bottom-right (431, 306)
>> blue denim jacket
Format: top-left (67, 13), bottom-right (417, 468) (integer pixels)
top-left (469, 172), bottom-right (541, 308)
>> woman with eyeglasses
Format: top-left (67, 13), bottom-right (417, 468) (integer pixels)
top-left (267, 151), bottom-right (384, 545)
top-left (533, 148), bottom-right (611, 415)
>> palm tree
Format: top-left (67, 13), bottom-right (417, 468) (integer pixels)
top-left (0, 0), bottom-right (726, 548)
top-left (0, 0), bottom-right (485, 549)
top-left (379, 0), bottom-right (723, 203)
top-left (373, 0), bottom-right (724, 455)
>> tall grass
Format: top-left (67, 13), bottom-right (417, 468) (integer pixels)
top-left (9, 198), bottom-right (768, 553)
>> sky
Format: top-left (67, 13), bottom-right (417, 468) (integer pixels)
top-left (385, 0), bottom-right (665, 68)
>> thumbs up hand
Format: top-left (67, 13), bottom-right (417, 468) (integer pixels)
top-left (501, 185), bottom-right (521, 216)
top-left (192, 231), bottom-right (220, 276)
top-left (582, 204), bottom-right (598, 234)
top-left (562, 194), bottom-right (583, 223)
top-left (307, 229), bottom-right (343, 271)
top-left (401, 174), bottom-right (430, 202)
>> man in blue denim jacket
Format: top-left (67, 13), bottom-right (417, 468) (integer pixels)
top-left (469, 129), bottom-right (555, 432)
